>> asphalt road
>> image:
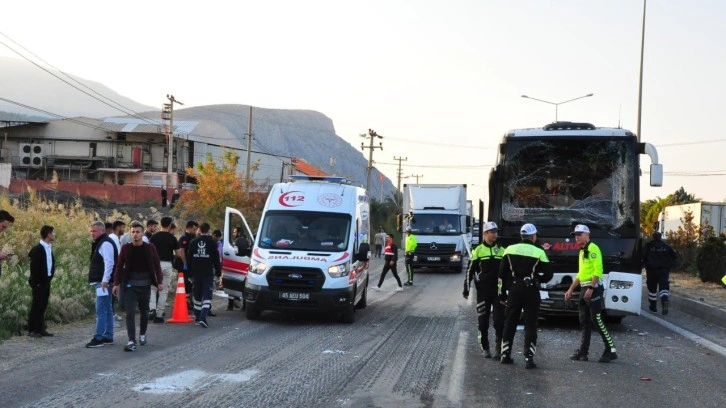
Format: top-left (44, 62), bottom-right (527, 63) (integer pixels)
top-left (1, 256), bottom-right (725, 408)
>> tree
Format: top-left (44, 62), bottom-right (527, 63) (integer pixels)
top-left (696, 236), bottom-right (726, 283)
top-left (640, 187), bottom-right (699, 235)
top-left (172, 150), bottom-right (267, 230)
top-left (665, 209), bottom-right (713, 271)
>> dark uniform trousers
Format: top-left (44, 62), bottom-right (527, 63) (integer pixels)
top-left (577, 285), bottom-right (616, 355)
top-left (475, 284), bottom-right (504, 351)
top-left (501, 280), bottom-right (540, 358)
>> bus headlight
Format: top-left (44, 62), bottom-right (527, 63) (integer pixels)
top-left (328, 262), bottom-right (350, 278)
top-left (609, 280), bottom-right (633, 290)
top-left (249, 260), bottom-right (267, 275)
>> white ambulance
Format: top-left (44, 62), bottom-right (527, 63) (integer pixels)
top-left (224, 175), bottom-right (371, 323)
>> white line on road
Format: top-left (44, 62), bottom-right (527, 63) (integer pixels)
top-left (641, 312), bottom-right (726, 358)
top-left (444, 330), bottom-right (468, 406)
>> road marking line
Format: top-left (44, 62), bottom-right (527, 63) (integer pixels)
top-left (641, 312), bottom-right (726, 358)
top-left (446, 330), bottom-right (467, 406)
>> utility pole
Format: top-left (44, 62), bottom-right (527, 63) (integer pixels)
top-left (636, 0), bottom-right (647, 141)
top-left (393, 156), bottom-right (407, 197)
top-left (329, 155), bottom-right (336, 176)
top-left (405, 174), bottom-right (423, 183)
top-left (245, 106), bottom-right (254, 197)
top-left (164, 94), bottom-right (183, 189)
top-left (361, 129), bottom-right (382, 193)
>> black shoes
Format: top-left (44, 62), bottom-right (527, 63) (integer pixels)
top-left (483, 349), bottom-right (492, 358)
top-left (149, 309), bottom-right (156, 319)
top-left (28, 331), bottom-right (42, 338)
top-left (649, 303), bottom-right (657, 313)
top-left (525, 357), bottom-right (537, 369)
top-left (500, 354), bottom-right (514, 364)
top-left (662, 301), bottom-right (669, 315)
top-left (492, 350), bottom-right (501, 360)
top-left (101, 337), bottom-right (114, 345)
top-left (598, 350), bottom-right (618, 363)
top-left (570, 349), bottom-right (588, 361)
top-left (198, 320), bottom-right (209, 328)
top-left (207, 311), bottom-right (217, 317)
top-left (86, 338), bottom-right (104, 348)
top-left (153, 316), bottom-right (165, 324)
top-left (403, 281), bottom-right (413, 286)
top-left (124, 341), bottom-right (137, 352)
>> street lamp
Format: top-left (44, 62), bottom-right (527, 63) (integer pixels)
top-left (521, 93), bottom-right (594, 122)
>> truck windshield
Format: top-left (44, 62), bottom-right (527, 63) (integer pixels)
top-left (257, 210), bottom-right (351, 252)
top-left (408, 213), bottom-right (461, 235)
top-left (498, 139), bottom-right (636, 234)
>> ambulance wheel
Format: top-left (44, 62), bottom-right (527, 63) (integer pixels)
top-left (341, 304), bottom-right (355, 323)
top-left (356, 278), bottom-right (368, 309)
top-left (246, 304), bottom-right (261, 320)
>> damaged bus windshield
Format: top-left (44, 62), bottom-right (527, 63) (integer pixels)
top-left (497, 139), bottom-right (637, 235)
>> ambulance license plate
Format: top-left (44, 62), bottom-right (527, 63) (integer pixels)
top-left (280, 292), bottom-right (310, 300)
top-left (427, 257), bottom-right (440, 261)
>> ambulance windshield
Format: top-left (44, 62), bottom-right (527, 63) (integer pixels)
top-left (257, 210), bottom-right (352, 252)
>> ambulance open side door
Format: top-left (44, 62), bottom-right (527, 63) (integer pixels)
top-left (603, 271), bottom-right (642, 316)
top-left (221, 207), bottom-right (255, 300)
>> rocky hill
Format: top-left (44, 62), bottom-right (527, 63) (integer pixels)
top-left (170, 104), bottom-right (393, 198)
top-left (0, 56), bottom-right (395, 199)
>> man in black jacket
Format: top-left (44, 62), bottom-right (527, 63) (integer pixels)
top-left (113, 221), bottom-right (163, 351)
top-left (642, 232), bottom-right (678, 315)
top-left (498, 223), bottom-right (552, 369)
top-left (188, 223), bottom-right (222, 328)
top-left (28, 225), bottom-right (56, 337)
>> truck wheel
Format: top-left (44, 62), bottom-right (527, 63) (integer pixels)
top-left (341, 304), bottom-right (355, 323)
top-left (356, 278), bottom-right (368, 309)
top-left (246, 304), bottom-right (261, 320)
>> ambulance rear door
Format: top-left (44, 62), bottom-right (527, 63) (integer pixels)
top-left (222, 207), bottom-right (255, 298)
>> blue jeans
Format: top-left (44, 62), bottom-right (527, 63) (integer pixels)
top-left (94, 283), bottom-right (114, 340)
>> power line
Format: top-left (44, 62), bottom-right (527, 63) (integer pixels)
top-left (0, 32), bottom-right (162, 126)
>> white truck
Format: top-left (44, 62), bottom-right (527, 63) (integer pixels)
top-left (402, 184), bottom-right (470, 273)
top-left (225, 175), bottom-right (371, 323)
top-left (658, 202), bottom-right (726, 237)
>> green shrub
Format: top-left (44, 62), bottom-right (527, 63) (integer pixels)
top-left (695, 236), bottom-right (726, 283)
top-left (0, 191), bottom-right (101, 339)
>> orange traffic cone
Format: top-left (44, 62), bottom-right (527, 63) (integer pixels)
top-left (167, 272), bottom-right (195, 323)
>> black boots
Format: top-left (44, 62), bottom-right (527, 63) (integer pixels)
top-left (649, 301), bottom-right (657, 313)
top-left (662, 300), bottom-right (669, 315)
top-left (570, 349), bottom-right (588, 361)
top-left (598, 349), bottom-right (618, 363)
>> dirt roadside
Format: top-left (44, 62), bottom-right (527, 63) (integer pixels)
top-left (668, 271), bottom-right (726, 310)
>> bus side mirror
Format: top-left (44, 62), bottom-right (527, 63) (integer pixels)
top-left (357, 243), bottom-right (370, 262)
top-left (650, 164), bottom-right (663, 187)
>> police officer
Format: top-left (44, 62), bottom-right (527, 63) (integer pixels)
top-left (642, 231), bottom-right (677, 315)
top-left (498, 223), bottom-right (551, 369)
top-left (403, 226), bottom-right (417, 285)
top-left (463, 221), bottom-right (505, 359)
top-left (565, 224), bottom-right (618, 363)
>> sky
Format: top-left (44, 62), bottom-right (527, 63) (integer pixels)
top-left (2, 0), bottom-right (726, 210)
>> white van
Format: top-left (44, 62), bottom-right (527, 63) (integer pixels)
top-left (224, 176), bottom-right (371, 323)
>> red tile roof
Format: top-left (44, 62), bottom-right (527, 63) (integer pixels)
top-left (292, 158), bottom-right (328, 176)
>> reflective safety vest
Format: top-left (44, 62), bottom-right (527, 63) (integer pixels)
top-left (405, 234), bottom-right (417, 253)
top-left (576, 241), bottom-right (603, 285)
